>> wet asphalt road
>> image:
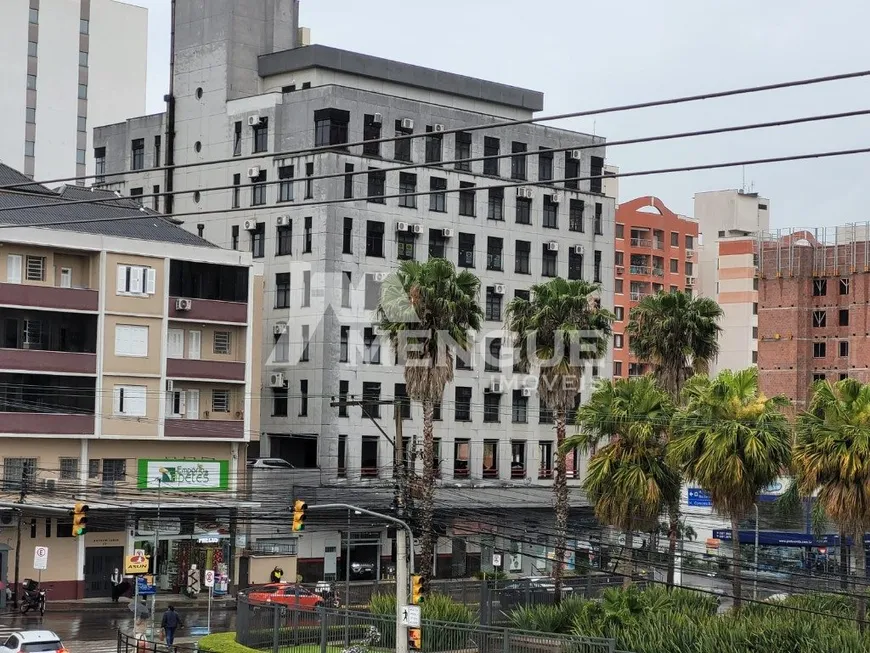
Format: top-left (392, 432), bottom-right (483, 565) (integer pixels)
top-left (0, 607), bottom-right (236, 642)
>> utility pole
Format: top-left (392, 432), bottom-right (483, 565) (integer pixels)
top-left (394, 400), bottom-right (408, 653)
top-left (12, 471), bottom-right (29, 608)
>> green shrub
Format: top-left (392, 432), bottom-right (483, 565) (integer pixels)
top-left (507, 597), bottom-right (586, 634)
top-left (369, 592), bottom-right (477, 624)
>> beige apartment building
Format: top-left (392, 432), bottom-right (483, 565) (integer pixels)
top-left (0, 164), bottom-right (262, 602)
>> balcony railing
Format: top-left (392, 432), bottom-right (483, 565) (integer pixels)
top-left (630, 238), bottom-right (652, 248)
top-left (630, 291), bottom-right (648, 301)
top-left (164, 418), bottom-right (244, 439)
top-left (0, 412), bottom-right (94, 435)
top-left (629, 265), bottom-right (650, 275)
top-left (652, 267), bottom-right (665, 277)
top-left (0, 283), bottom-right (98, 312)
top-left (0, 349), bottom-right (97, 375)
top-left (653, 240), bottom-right (665, 250)
top-left (169, 297), bottom-right (247, 323)
top-left (166, 358), bottom-right (245, 382)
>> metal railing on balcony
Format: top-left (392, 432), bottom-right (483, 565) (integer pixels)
top-left (630, 237), bottom-right (652, 247)
top-left (653, 240), bottom-right (665, 250)
top-left (652, 267), bottom-right (665, 277)
top-left (629, 265), bottom-right (650, 275)
top-left (630, 291), bottom-right (648, 301)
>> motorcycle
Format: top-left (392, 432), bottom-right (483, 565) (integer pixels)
top-left (19, 579), bottom-right (46, 615)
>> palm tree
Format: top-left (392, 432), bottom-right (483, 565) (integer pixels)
top-left (377, 258), bottom-right (483, 581)
top-left (794, 378), bottom-right (870, 629)
top-left (567, 376), bottom-right (680, 586)
top-left (627, 290), bottom-right (723, 587)
top-left (669, 367), bottom-right (791, 610)
top-left (506, 278), bottom-right (613, 595)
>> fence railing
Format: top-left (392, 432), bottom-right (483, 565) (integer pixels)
top-left (116, 631), bottom-right (199, 652)
top-left (235, 598), bottom-right (622, 653)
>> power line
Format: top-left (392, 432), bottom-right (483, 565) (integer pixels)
top-left (5, 68), bottom-right (870, 190)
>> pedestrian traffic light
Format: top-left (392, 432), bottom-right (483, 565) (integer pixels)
top-left (408, 627), bottom-right (422, 650)
top-left (70, 502), bottom-right (89, 537)
top-left (292, 500), bottom-right (307, 532)
top-left (411, 574), bottom-right (426, 604)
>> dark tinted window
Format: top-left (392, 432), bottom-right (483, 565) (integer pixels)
top-left (169, 260), bottom-right (249, 302)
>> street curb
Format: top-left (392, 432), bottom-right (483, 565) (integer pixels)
top-left (6, 600), bottom-right (238, 613)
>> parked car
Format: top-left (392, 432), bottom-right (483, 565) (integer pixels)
top-left (247, 458), bottom-right (294, 468)
top-left (497, 577), bottom-right (574, 611)
top-left (0, 630), bottom-right (68, 653)
top-left (350, 562), bottom-right (376, 580)
top-left (245, 583), bottom-right (323, 609)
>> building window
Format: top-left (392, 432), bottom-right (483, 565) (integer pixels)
top-left (594, 203), bottom-right (604, 235)
top-left (251, 170), bottom-right (267, 206)
top-left (367, 168), bottom-right (386, 203)
top-left (538, 442), bottom-right (553, 479)
top-left (94, 147), bottom-right (106, 183)
top-left (539, 401), bottom-right (554, 424)
top-left (314, 108), bottom-right (350, 147)
top-left (213, 331), bottom-right (231, 355)
top-left (399, 173), bottom-right (417, 208)
top-left (80, 18), bottom-right (89, 34)
top-left (565, 155), bottom-right (580, 190)
top-left (813, 342), bottom-right (826, 358)
top-left (515, 240), bottom-right (531, 274)
top-left (303, 216), bottom-right (312, 253)
top-left (614, 361), bottom-right (623, 377)
top-left (516, 197), bottom-right (532, 225)
top-left (455, 387), bottom-right (472, 422)
top-left (273, 386), bottom-right (288, 417)
top-left (302, 271), bottom-right (311, 306)
top-left (543, 195), bottom-right (558, 229)
top-left (29, 8), bottom-right (38, 23)
top-left (511, 142), bottom-right (527, 180)
top-left (101, 459), bottom-right (125, 484)
top-left (114, 324), bottom-right (149, 358)
top-left (233, 121), bottom-right (242, 156)
top-left (395, 383), bottom-right (411, 420)
top-left (615, 223), bottom-right (624, 239)
top-left (458, 182), bottom-right (476, 216)
top-left (456, 346), bottom-right (472, 371)
top-left (397, 230), bottom-right (416, 261)
top-left (484, 394), bottom-right (500, 424)
top-left (344, 163), bottom-right (354, 199)
top-left (485, 338), bottom-right (502, 372)
top-left (362, 382), bottom-right (381, 418)
top-left (341, 271), bottom-right (352, 307)
top-left (277, 223), bottom-right (292, 256)
top-left (337, 435), bottom-right (347, 475)
top-left (538, 148), bottom-right (554, 182)
top-left (487, 237), bottom-right (503, 271)
top-left (343, 217), bottom-right (353, 254)
top-left (487, 188), bottom-right (504, 220)
top-left (152, 185), bottom-right (160, 211)
top-left (670, 259), bottom-right (679, 273)
top-left (614, 334), bottom-right (624, 349)
top-left (364, 327), bottom-right (381, 364)
top-left (25, 255), bottom-right (45, 282)
top-left (304, 162), bottom-right (314, 199)
top-left (131, 139), bottom-right (145, 170)
top-left (485, 287), bottom-right (503, 321)
top-left (615, 306), bottom-right (624, 321)
top-left (840, 309), bottom-right (850, 327)
top-left (753, 302), bottom-right (758, 315)
top-left (812, 373), bottom-right (826, 384)
top-left (60, 458), bottom-right (79, 481)
top-left (231, 225), bottom-right (239, 250)
top-left (339, 326), bottom-right (350, 363)
top-left (394, 119), bottom-right (413, 162)
top-left (114, 385), bottom-right (147, 417)
top-left (78, 84), bottom-right (87, 99)
top-left (252, 117), bottom-right (268, 153)
top-left (455, 131), bottom-right (472, 171)
top-left (365, 274), bottom-right (382, 310)
top-left (686, 234), bottom-right (694, 249)
top-left (274, 328), bottom-right (289, 362)
top-left (590, 156), bottom-right (604, 193)
top-left (542, 245), bottom-right (558, 277)
top-left (429, 177), bottom-right (447, 212)
top-left (812, 310), bottom-right (827, 328)
top-left (840, 340), bottom-right (849, 357)
top-left (299, 380), bottom-right (309, 416)
top-left (366, 220), bottom-right (385, 257)
top-left (840, 278), bottom-right (850, 295)
top-left (425, 127), bottom-right (442, 164)
top-left (454, 440), bottom-right (470, 477)
top-left (361, 436), bottom-right (379, 477)
top-left (483, 137), bottom-right (500, 176)
top-left (594, 250), bottom-right (602, 283)
top-left (154, 135), bottom-right (162, 168)
top-left (117, 264), bottom-right (155, 295)
top-left (338, 381), bottom-right (349, 416)
top-left (458, 233), bottom-right (475, 268)
top-left (671, 232), bottom-right (680, 247)
top-left (363, 115), bottom-right (382, 156)
top-left (130, 188), bottom-right (144, 205)
top-left (278, 165), bottom-right (294, 202)
top-left (568, 249), bottom-right (583, 280)
top-left (231, 173), bottom-right (241, 208)
top-left (275, 273), bottom-right (291, 308)
top-left (251, 222), bottom-right (265, 258)
top-left (429, 229), bottom-right (447, 259)
top-left (512, 390), bottom-right (528, 423)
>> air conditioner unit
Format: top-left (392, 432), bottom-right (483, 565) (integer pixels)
top-left (175, 298), bottom-right (192, 311)
top-left (433, 124), bottom-right (445, 133)
top-left (166, 380), bottom-right (174, 393)
top-left (547, 241), bottom-right (559, 251)
top-left (268, 372), bottom-right (285, 388)
top-left (441, 228), bottom-right (454, 238)
top-left (687, 277), bottom-right (696, 286)
top-left (550, 193), bottom-right (560, 204)
top-left (247, 115), bottom-right (262, 126)
top-left (274, 323), bottom-right (288, 335)
top-left (401, 118), bottom-right (414, 130)
top-left (411, 224), bottom-right (424, 234)
top-left (396, 221), bottom-right (409, 232)
top-left (494, 284), bottom-right (506, 295)
top-left (43, 478), bottom-right (57, 491)
top-left (686, 250), bottom-right (694, 258)
top-left (517, 187), bottom-right (532, 199)
top-left (569, 150), bottom-right (582, 160)
top-left (616, 266), bottom-right (625, 275)
top-left (247, 166), bottom-right (261, 178)
top-left (372, 113), bottom-right (383, 124)
top-left (244, 219), bottom-right (257, 231)
top-left (521, 387), bottom-right (534, 397)
top-left (489, 381), bottom-right (503, 394)
top-left (276, 215), bottom-right (289, 226)
top-left (374, 272), bottom-right (389, 282)
top-left (572, 245), bottom-right (585, 255)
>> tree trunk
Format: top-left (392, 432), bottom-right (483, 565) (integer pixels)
top-left (840, 527), bottom-right (849, 591)
top-left (552, 415), bottom-right (569, 602)
top-left (730, 515), bottom-right (742, 611)
top-left (622, 527), bottom-right (634, 588)
top-left (419, 400), bottom-right (436, 582)
top-left (666, 502), bottom-right (679, 589)
top-left (856, 529), bottom-right (867, 632)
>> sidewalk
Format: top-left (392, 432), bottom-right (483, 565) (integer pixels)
top-left (18, 593), bottom-right (237, 613)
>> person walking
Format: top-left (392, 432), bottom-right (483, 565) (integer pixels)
top-left (161, 605), bottom-right (183, 646)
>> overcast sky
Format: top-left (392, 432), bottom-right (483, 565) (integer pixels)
top-left (131, 0), bottom-right (869, 231)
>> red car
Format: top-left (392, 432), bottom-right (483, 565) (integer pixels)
top-left (246, 583), bottom-right (323, 609)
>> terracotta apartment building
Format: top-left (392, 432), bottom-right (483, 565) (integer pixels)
top-left (613, 196), bottom-right (698, 378)
top-left (0, 164), bottom-right (261, 601)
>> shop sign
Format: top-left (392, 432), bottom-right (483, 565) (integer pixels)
top-left (125, 554), bottom-right (150, 575)
top-left (137, 459), bottom-right (229, 491)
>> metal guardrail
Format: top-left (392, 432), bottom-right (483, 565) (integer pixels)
top-left (116, 631), bottom-right (199, 652)
top-left (236, 598), bottom-right (621, 653)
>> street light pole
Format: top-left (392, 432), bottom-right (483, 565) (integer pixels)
top-left (753, 503), bottom-right (759, 600)
top-left (150, 477), bottom-right (163, 635)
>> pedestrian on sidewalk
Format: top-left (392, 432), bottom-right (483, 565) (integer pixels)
top-left (161, 604), bottom-right (184, 646)
top-left (110, 568), bottom-right (125, 602)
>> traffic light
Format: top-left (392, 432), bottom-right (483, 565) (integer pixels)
top-left (70, 502), bottom-right (89, 537)
top-left (411, 574), bottom-right (426, 604)
top-left (408, 628), bottom-right (422, 651)
top-left (292, 500), bottom-right (307, 532)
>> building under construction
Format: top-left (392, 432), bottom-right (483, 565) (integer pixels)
top-left (756, 224), bottom-right (870, 410)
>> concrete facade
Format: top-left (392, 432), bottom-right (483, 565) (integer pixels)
top-left (0, 0), bottom-right (147, 181)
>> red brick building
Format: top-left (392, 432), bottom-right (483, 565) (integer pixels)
top-left (613, 196), bottom-right (698, 378)
top-left (757, 227), bottom-right (870, 410)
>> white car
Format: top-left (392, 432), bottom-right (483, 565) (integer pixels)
top-left (0, 630), bottom-right (68, 653)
